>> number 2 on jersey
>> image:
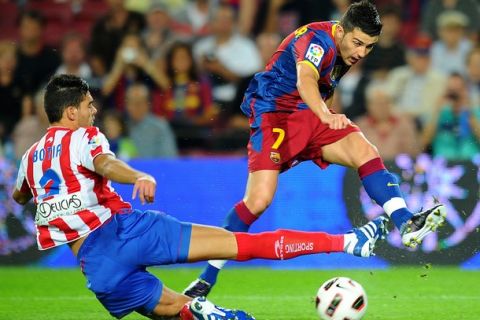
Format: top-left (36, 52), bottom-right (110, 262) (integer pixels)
top-left (272, 128), bottom-right (285, 149)
top-left (39, 169), bottom-right (61, 200)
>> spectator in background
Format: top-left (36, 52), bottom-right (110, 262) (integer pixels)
top-left (431, 10), bottom-right (472, 76)
top-left (466, 47), bottom-right (480, 107)
top-left (125, 83), bottom-right (178, 158)
top-left (387, 36), bottom-right (447, 125)
top-left (155, 41), bottom-right (217, 151)
top-left (101, 110), bottom-right (138, 160)
top-left (142, 2), bottom-right (177, 60)
top-left (330, 0), bottom-right (352, 21)
top-left (0, 41), bottom-right (22, 142)
top-left (355, 83), bottom-right (420, 161)
top-left (173, 0), bottom-right (214, 38)
top-left (237, 0), bottom-right (289, 37)
top-left (421, 72), bottom-right (480, 160)
top-left (102, 33), bottom-right (169, 110)
top-left (193, 4), bottom-right (262, 108)
top-left (11, 90), bottom-right (48, 160)
top-left (362, 5), bottom-right (406, 76)
top-left (421, 0), bottom-right (480, 40)
top-left (55, 33), bottom-right (92, 81)
top-left (15, 10), bottom-right (60, 94)
top-left (89, 0), bottom-right (145, 71)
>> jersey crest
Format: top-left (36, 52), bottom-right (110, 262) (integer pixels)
top-left (305, 43), bottom-right (324, 67)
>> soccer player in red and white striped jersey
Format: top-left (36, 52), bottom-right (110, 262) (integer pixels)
top-left (12, 74), bottom-right (386, 319)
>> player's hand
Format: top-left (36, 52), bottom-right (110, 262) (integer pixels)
top-left (319, 113), bottom-right (351, 130)
top-left (132, 175), bottom-right (156, 205)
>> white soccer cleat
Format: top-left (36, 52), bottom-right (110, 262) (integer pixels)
top-left (401, 204), bottom-right (447, 248)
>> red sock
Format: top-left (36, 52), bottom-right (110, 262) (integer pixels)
top-left (234, 229), bottom-right (344, 261)
top-left (357, 157), bottom-right (386, 179)
top-left (179, 301), bottom-right (194, 320)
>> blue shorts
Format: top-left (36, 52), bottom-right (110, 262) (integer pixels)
top-left (77, 210), bottom-right (192, 319)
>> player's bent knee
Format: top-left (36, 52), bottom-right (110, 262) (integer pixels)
top-left (244, 197), bottom-right (271, 215)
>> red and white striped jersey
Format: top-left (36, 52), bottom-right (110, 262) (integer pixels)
top-left (16, 126), bottom-right (131, 250)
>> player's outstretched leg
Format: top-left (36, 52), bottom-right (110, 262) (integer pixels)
top-left (180, 297), bottom-right (256, 320)
top-left (358, 157), bottom-right (446, 248)
top-left (184, 217), bottom-right (388, 298)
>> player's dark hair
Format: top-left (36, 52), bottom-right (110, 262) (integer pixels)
top-left (340, 0), bottom-right (382, 37)
top-left (44, 74), bottom-right (89, 123)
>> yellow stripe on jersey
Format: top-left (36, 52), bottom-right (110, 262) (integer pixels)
top-left (331, 22), bottom-right (339, 37)
top-left (297, 60), bottom-right (320, 80)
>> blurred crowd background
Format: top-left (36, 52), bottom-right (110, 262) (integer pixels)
top-left (1, 0), bottom-right (480, 162)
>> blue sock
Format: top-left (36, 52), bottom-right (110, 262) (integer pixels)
top-left (199, 202), bottom-right (256, 285)
top-left (359, 159), bottom-right (413, 230)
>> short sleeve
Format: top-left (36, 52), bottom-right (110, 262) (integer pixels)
top-left (293, 32), bottom-right (329, 74)
top-left (15, 153), bottom-right (29, 193)
top-left (78, 127), bottom-right (115, 171)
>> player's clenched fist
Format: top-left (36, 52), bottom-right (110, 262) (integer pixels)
top-left (132, 175), bottom-right (157, 204)
top-left (319, 113), bottom-right (351, 130)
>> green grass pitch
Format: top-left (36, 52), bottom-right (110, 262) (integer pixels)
top-left (1, 267), bottom-right (479, 319)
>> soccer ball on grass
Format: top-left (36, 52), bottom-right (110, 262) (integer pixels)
top-left (315, 277), bottom-right (367, 320)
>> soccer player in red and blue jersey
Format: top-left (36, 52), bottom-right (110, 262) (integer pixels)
top-left (184, 0), bottom-right (447, 298)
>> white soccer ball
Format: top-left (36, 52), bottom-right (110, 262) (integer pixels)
top-left (315, 277), bottom-right (368, 320)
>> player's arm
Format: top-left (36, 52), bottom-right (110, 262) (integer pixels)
top-left (296, 62), bottom-right (350, 130)
top-left (12, 158), bottom-right (33, 205)
top-left (12, 184), bottom-right (33, 205)
top-left (93, 154), bottom-right (156, 204)
top-left (296, 62), bottom-right (329, 117)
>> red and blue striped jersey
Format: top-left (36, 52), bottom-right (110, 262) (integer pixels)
top-left (241, 21), bottom-right (350, 118)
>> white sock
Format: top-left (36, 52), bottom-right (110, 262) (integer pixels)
top-left (343, 233), bottom-right (356, 253)
top-left (208, 260), bottom-right (227, 269)
top-left (383, 197), bottom-right (407, 217)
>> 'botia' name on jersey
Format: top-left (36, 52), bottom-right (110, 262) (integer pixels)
top-left (33, 144), bottom-right (62, 162)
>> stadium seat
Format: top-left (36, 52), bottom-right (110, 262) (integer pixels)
top-left (75, 0), bottom-right (109, 21)
top-left (43, 21), bottom-right (67, 47)
top-left (0, 26), bottom-right (18, 42)
top-left (71, 20), bottom-right (93, 42)
top-left (26, 1), bottom-right (73, 24)
top-left (0, 2), bottom-right (19, 27)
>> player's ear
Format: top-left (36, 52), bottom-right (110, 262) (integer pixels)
top-left (65, 105), bottom-right (78, 121)
top-left (335, 24), bottom-right (345, 39)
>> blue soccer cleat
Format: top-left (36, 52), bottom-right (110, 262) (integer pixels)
top-left (344, 216), bottom-right (389, 257)
top-left (189, 297), bottom-right (255, 320)
top-left (401, 204), bottom-right (446, 248)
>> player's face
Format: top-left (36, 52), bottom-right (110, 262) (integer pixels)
top-left (338, 27), bottom-right (378, 66)
top-left (77, 92), bottom-right (97, 128)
